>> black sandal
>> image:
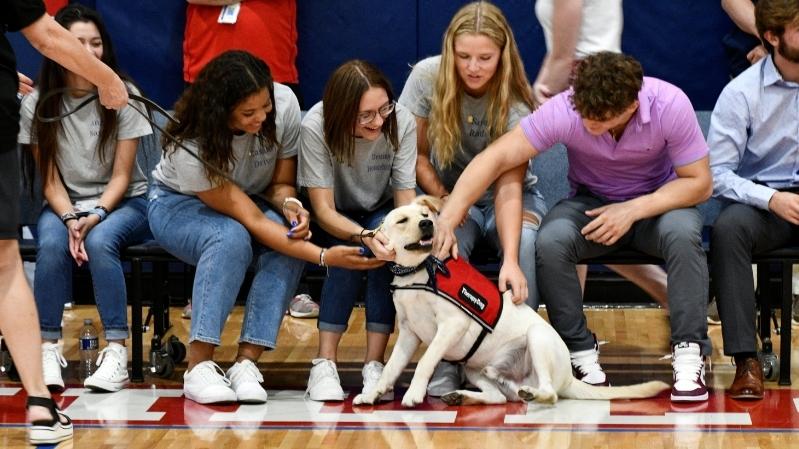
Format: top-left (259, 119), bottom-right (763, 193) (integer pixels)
top-left (26, 395), bottom-right (73, 445)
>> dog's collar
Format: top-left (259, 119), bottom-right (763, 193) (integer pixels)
top-left (389, 256), bottom-right (449, 283)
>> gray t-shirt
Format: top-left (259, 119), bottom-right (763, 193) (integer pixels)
top-left (399, 55), bottom-right (537, 205)
top-left (18, 82), bottom-right (152, 201)
top-left (298, 101), bottom-right (417, 212)
top-left (153, 83), bottom-right (301, 195)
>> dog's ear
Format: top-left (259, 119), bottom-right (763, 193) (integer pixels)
top-left (414, 195), bottom-right (443, 214)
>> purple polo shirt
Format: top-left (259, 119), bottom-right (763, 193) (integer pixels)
top-left (521, 77), bottom-right (708, 201)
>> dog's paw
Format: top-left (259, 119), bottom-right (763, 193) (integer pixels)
top-left (440, 391), bottom-right (463, 406)
top-left (518, 385), bottom-right (557, 404)
top-left (517, 386), bottom-right (537, 402)
top-left (353, 390), bottom-right (380, 405)
top-left (401, 386), bottom-right (426, 408)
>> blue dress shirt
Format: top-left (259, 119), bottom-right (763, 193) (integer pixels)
top-left (709, 55), bottom-right (799, 210)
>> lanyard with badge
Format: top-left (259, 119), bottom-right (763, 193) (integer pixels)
top-left (218, 2), bottom-right (241, 24)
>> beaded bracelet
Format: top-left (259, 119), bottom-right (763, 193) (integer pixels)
top-left (59, 211), bottom-right (78, 225)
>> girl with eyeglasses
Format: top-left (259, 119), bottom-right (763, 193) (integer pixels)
top-left (147, 51), bottom-right (380, 405)
top-left (398, 1), bottom-right (543, 397)
top-left (18, 4), bottom-right (152, 395)
top-left (299, 60), bottom-right (417, 402)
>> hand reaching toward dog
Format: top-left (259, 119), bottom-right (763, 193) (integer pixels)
top-left (325, 246), bottom-right (385, 270)
top-left (362, 230), bottom-right (396, 261)
top-left (499, 262), bottom-right (528, 304)
top-left (432, 214), bottom-right (459, 260)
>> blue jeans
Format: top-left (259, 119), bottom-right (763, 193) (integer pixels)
top-left (317, 206), bottom-right (395, 335)
top-left (147, 183), bottom-right (305, 348)
top-left (456, 188), bottom-right (547, 308)
top-left (35, 196), bottom-right (151, 340)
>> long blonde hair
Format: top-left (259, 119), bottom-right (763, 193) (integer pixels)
top-left (429, 1), bottom-right (534, 167)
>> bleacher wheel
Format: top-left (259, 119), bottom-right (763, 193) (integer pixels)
top-left (760, 352), bottom-right (780, 381)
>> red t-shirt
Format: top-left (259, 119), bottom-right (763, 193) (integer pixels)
top-left (45, 0), bottom-right (68, 15)
top-left (183, 0), bottom-right (298, 84)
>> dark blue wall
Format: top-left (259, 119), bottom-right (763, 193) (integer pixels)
top-left (10, 0), bottom-right (733, 111)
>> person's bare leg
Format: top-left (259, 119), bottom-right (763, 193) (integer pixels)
top-left (0, 240), bottom-right (53, 423)
top-left (607, 264), bottom-right (669, 308)
top-left (236, 342), bottom-right (265, 363)
top-left (318, 330), bottom-right (343, 362)
top-left (187, 341), bottom-right (215, 371)
top-left (365, 331), bottom-right (389, 364)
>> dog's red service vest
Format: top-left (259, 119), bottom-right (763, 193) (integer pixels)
top-left (395, 257), bottom-right (503, 332)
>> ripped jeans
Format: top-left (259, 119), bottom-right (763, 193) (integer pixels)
top-left (455, 187), bottom-right (547, 308)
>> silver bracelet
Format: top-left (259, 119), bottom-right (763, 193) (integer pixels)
top-left (282, 197), bottom-right (303, 212)
top-left (319, 248), bottom-right (327, 267)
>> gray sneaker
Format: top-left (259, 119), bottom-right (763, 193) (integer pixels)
top-left (288, 294), bottom-right (319, 318)
top-left (181, 300), bottom-right (192, 320)
top-left (707, 298), bottom-right (721, 325)
top-left (427, 361), bottom-right (463, 397)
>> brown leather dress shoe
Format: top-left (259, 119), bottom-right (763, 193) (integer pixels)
top-left (729, 356), bottom-right (764, 400)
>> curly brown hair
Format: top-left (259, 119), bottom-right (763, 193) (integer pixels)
top-left (755, 0), bottom-right (799, 54)
top-left (165, 50), bottom-right (278, 185)
top-left (570, 52), bottom-right (643, 121)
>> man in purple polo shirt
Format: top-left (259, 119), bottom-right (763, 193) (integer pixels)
top-left (433, 52), bottom-right (712, 403)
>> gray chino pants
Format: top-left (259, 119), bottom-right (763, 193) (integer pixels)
top-left (536, 194), bottom-right (711, 355)
top-left (710, 202), bottom-right (799, 356)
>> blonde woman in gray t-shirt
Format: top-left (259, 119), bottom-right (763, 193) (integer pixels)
top-left (299, 60), bottom-right (417, 403)
top-left (399, 1), bottom-right (546, 397)
top-left (148, 51), bottom-right (380, 405)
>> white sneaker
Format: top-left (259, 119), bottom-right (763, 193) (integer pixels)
top-left (227, 359), bottom-right (267, 403)
top-left (671, 342), bottom-right (708, 402)
top-left (84, 343), bottom-right (129, 392)
top-left (306, 358), bottom-right (345, 401)
top-left (41, 342), bottom-right (67, 391)
top-left (427, 361), bottom-right (463, 397)
top-left (362, 361), bottom-right (394, 402)
top-left (183, 361), bottom-right (237, 404)
top-left (570, 338), bottom-right (609, 386)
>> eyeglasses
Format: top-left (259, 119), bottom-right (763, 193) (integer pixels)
top-left (357, 101), bottom-right (395, 125)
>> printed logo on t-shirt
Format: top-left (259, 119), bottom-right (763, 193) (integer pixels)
top-left (467, 117), bottom-right (488, 138)
top-left (250, 141), bottom-right (273, 168)
top-left (89, 119), bottom-right (100, 137)
top-left (367, 152), bottom-right (391, 173)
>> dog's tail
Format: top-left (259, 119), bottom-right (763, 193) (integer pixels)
top-left (560, 378), bottom-right (670, 400)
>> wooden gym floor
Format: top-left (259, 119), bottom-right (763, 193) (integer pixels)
top-left (1, 304), bottom-right (798, 448)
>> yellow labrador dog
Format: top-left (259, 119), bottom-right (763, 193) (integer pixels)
top-left (354, 197), bottom-right (669, 408)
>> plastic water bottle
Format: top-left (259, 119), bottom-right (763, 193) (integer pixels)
top-left (78, 319), bottom-right (99, 379)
